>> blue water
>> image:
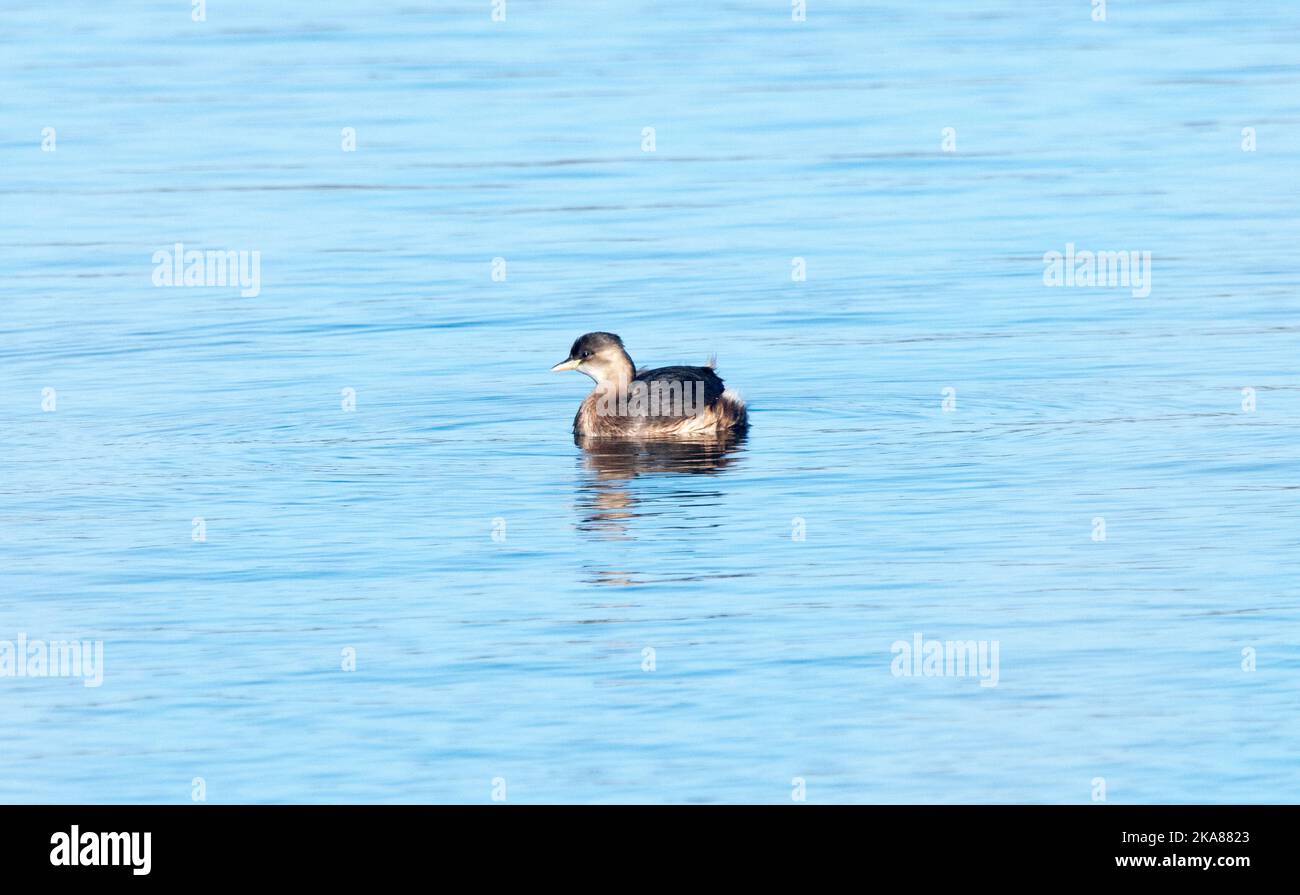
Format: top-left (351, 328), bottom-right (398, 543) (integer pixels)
top-left (2, 1), bottom-right (1298, 803)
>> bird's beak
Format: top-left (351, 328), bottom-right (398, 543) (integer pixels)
top-left (550, 357), bottom-right (582, 372)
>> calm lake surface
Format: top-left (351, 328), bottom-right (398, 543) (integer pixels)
top-left (1, 1), bottom-right (1297, 803)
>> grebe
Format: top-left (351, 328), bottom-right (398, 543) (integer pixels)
top-left (550, 332), bottom-right (748, 438)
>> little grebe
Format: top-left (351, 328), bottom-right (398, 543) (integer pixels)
top-left (550, 332), bottom-right (748, 438)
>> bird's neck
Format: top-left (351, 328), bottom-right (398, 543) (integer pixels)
top-left (589, 350), bottom-right (635, 390)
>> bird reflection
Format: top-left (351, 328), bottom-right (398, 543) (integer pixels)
top-left (573, 433), bottom-right (748, 586)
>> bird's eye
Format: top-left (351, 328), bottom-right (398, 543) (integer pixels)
top-left (581, 350), bottom-right (591, 358)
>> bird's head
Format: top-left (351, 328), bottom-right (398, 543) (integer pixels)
top-left (550, 332), bottom-right (633, 383)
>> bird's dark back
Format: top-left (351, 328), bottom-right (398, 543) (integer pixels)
top-left (633, 365), bottom-right (726, 406)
